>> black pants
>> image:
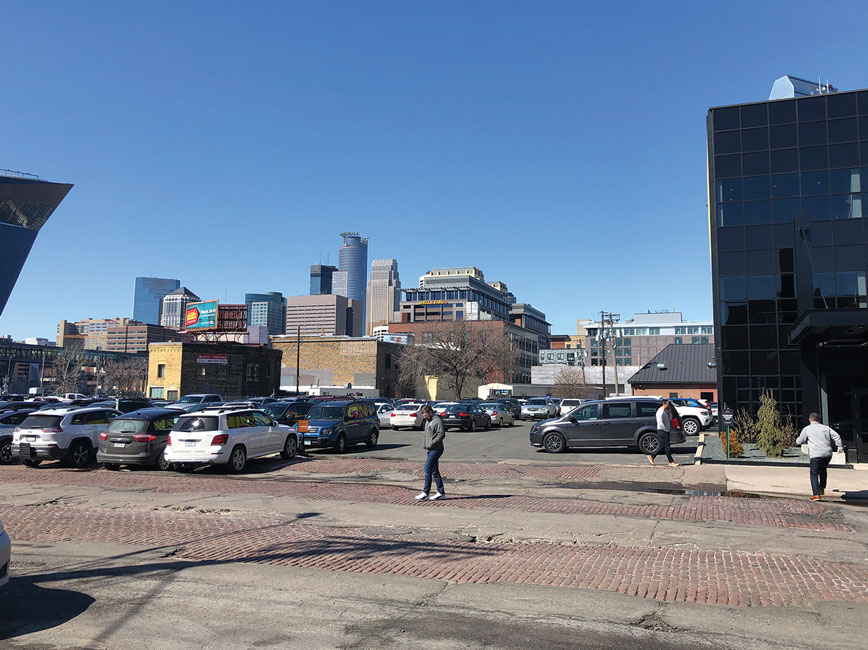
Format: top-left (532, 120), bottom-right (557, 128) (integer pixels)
top-left (809, 455), bottom-right (832, 496)
top-left (651, 429), bottom-right (673, 463)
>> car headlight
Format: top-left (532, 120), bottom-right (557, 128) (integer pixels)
top-left (321, 428), bottom-right (332, 436)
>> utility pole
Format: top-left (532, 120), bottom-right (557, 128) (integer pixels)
top-left (295, 325), bottom-right (301, 395)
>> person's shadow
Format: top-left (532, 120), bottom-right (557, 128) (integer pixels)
top-left (837, 489), bottom-right (868, 503)
top-left (0, 578), bottom-right (94, 639)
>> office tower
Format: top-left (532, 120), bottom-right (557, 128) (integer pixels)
top-left (0, 174), bottom-right (73, 317)
top-left (365, 259), bottom-right (401, 335)
top-left (245, 292), bottom-right (287, 336)
top-left (160, 287), bottom-right (200, 329)
top-left (338, 232), bottom-right (368, 324)
top-left (133, 277), bottom-right (180, 325)
top-left (707, 77), bottom-right (868, 461)
top-left (310, 264), bottom-right (337, 295)
top-left (285, 294), bottom-right (361, 336)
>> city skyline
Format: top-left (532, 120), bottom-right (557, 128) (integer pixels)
top-left (2, 3), bottom-right (867, 341)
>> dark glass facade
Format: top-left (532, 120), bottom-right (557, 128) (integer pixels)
top-left (133, 277), bottom-right (180, 325)
top-left (0, 176), bottom-right (73, 317)
top-left (310, 264), bottom-right (337, 295)
top-left (708, 89), bottom-right (868, 461)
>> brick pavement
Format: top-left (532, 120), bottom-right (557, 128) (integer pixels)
top-left (0, 465), bottom-right (849, 532)
top-left (3, 503), bottom-right (866, 607)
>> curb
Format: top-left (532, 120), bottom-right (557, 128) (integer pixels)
top-left (694, 433), bottom-right (704, 466)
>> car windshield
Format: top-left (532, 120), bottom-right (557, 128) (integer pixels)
top-left (176, 396), bottom-right (202, 404)
top-left (20, 415), bottom-right (63, 429)
top-left (174, 416), bottom-right (218, 432)
top-left (527, 398), bottom-right (548, 405)
top-left (107, 419), bottom-right (150, 434)
top-left (483, 404), bottom-right (504, 411)
top-left (307, 405), bottom-right (345, 420)
top-left (445, 405), bottom-right (468, 412)
top-left (263, 403), bottom-right (289, 417)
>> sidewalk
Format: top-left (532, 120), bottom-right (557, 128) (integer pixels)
top-left (725, 463), bottom-right (868, 500)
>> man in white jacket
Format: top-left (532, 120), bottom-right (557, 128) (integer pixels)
top-left (795, 412), bottom-right (843, 501)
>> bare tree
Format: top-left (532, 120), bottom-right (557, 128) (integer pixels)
top-left (50, 347), bottom-right (88, 395)
top-left (103, 358), bottom-right (149, 396)
top-left (397, 321), bottom-right (512, 399)
top-left (553, 366), bottom-right (596, 399)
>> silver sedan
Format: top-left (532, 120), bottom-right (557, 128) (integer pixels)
top-left (481, 403), bottom-right (515, 427)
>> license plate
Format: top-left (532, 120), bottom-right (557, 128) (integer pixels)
top-left (185, 440), bottom-right (196, 447)
top-left (113, 442), bottom-right (125, 448)
top-left (26, 435), bottom-right (37, 441)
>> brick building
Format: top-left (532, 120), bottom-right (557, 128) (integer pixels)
top-left (106, 323), bottom-right (182, 353)
top-left (270, 335), bottom-right (401, 396)
top-left (146, 342), bottom-right (282, 401)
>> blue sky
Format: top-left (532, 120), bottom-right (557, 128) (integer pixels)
top-left (2, 1), bottom-right (867, 340)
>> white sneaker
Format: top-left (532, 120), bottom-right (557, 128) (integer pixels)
top-left (415, 492), bottom-right (428, 500)
top-left (431, 492), bottom-right (445, 500)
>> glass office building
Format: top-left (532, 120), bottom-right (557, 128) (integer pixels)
top-left (708, 84), bottom-right (868, 461)
top-left (0, 174), bottom-right (73, 317)
top-left (338, 232), bottom-right (368, 326)
top-left (133, 277), bottom-right (180, 325)
top-left (310, 265), bottom-right (337, 295)
top-left (245, 291), bottom-right (286, 336)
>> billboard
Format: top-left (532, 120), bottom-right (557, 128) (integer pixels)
top-left (185, 300), bottom-right (218, 330)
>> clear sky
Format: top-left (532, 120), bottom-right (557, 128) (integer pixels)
top-left (2, 1), bottom-right (867, 341)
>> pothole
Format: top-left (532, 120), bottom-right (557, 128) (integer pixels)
top-left (634, 612), bottom-right (681, 633)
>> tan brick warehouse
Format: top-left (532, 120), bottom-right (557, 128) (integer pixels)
top-left (270, 335), bottom-right (402, 396)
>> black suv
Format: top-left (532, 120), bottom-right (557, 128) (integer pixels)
top-left (529, 398), bottom-right (684, 454)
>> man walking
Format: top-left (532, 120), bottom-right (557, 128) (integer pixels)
top-left (796, 412), bottom-right (843, 501)
top-left (416, 404), bottom-right (445, 501)
top-left (648, 399), bottom-right (679, 467)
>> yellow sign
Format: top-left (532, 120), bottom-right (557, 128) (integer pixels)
top-left (419, 300), bottom-right (448, 305)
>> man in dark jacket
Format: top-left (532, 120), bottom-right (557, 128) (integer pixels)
top-left (416, 405), bottom-right (446, 500)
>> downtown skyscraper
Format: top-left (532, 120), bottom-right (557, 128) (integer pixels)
top-left (337, 232), bottom-right (368, 327)
top-left (365, 259), bottom-right (400, 336)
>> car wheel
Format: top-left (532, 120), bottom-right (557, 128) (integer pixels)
top-left (638, 432), bottom-right (659, 455)
top-left (103, 463), bottom-right (121, 471)
top-left (226, 445), bottom-right (247, 473)
top-left (366, 429), bottom-right (379, 448)
top-left (469, 419), bottom-right (477, 432)
top-left (23, 459), bottom-right (42, 467)
top-left (334, 433), bottom-right (347, 454)
top-left (543, 432), bottom-right (566, 453)
top-left (156, 452), bottom-right (172, 471)
top-left (484, 418), bottom-right (491, 431)
top-left (681, 417), bottom-right (700, 436)
top-left (67, 441), bottom-right (92, 468)
top-left (280, 435), bottom-right (298, 459)
top-left (0, 440), bottom-right (14, 464)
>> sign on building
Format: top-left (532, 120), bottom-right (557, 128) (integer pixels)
top-left (186, 300), bottom-right (219, 330)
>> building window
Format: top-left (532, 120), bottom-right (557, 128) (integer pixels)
top-left (385, 353), bottom-right (392, 369)
top-left (649, 328), bottom-right (660, 335)
top-left (149, 387), bottom-right (164, 399)
top-left (199, 367), bottom-right (207, 376)
top-left (157, 364), bottom-right (165, 378)
top-left (701, 336), bottom-right (709, 344)
top-left (674, 337), bottom-right (682, 344)
top-left (692, 336), bottom-right (700, 344)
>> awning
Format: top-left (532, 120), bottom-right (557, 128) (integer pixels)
top-left (788, 309), bottom-right (868, 345)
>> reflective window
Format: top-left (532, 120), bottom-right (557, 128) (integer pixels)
top-left (743, 175), bottom-right (770, 200)
top-left (718, 227), bottom-right (745, 251)
top-left (720, 276), bottom-right (746, 301)
top-left (720, 302), bottom-right (748, 325)
top-left (721, 325), bottom-right (749, 349)
top-left (748, 275), bottom-right (775, 299)
top-left (829, 194), bottom-right (862, 220)
top-left (718, 252), bottom-right (746, 276)
top-left (769, 100), bottom-right (796, 124)
top-left (771, 173), bottom-right (799, 198)
top-left (742, 152), bottom-right (770, 175)
top-left (827, 92), bottom-right (857, 118)
top-left (771, 148), bottom-right (798, 173)
top-left (714, 131), bottom-right (740, 154)
top-left (741, 103), bottom-right (768, 127)
top-left (770, 124), bottom-right (797, 149)
top-left (723, 351), bottom-right (750, 375)
top-left (861, 117), bottom-right (868, 140)
top-left (777, 274), bottom-right (796, 298)
top-left (830, 143), bottom-right (859, 168)
top-left (829, 118), bottom-right (858, 143)
top-left (799, 121), bottom-right (827, 146)
top-left (573, 404), bottom-right (598, 421)
top-left (801, 171), bottom-right (829, 196)
top-left (744, 200), bottom-right (771, 225)
top-left (718, 202), bottom-right (743, 227)
top-left (716, 178), bottom-right (742, 202)
top-left (800, 146), bottom-right (828, 170)
top-left (601, 403), bottom-right (632, 419)
top-left (804, 196), bottom-right (831, 221)
top-left (742, 127), bottom-right (769, 151)
top-left (750, 325), bottom-right (778, 349)
top-left (798, 96), bottom-right (826, 122)
top-left (773, 198), bottom-right (800, 223)
top-left (749, 299), bottom-right (777, 323)
top-left (834, 244), bottom-right (866, 270)
top-left (836, 271), bottom-right (868, 308)
top-left (830, 168), bottom-right (861, 194)
top-left (714, 107), bottom-right (740, 130)
top-left (813, 273), bottom-right (835, 308)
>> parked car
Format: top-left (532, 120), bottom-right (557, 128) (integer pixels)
top-left (167, 394), bottom-right (224, 412)
top-left (59, 393), bottom-right (88, 401)
top-left (0, 401), bottom-right (42, 412)
top-left (558, 399), bottom-right (585, 417)
top-left (262, 400), bottom-right (315, 426)
top-left (0, 409), bottom-right (38, 464)
top-left (549, 397), bottom-right (563, 415)
top-left (90, 398), bottom-right (154, 414)
top-left (12, 407), bottom-right (122, 467)
top-left (521, 397), bottom-right (558, 420)
top-left (438, 403), bottom-right (491, 431)
top-left (390, 404), bottom-right (425, 430)
top-left (299, 400), bottom-right (379, 453)
top-left (485, 397), bottom-right (522, 421)
top-left (667, 399), bottom-right (713, 435)
top-left (709, 402), bottom-right (719, 422)
top-left (0, 517), bottom-right (9, 587)
top-left (165, 408), bottom-right (298, 473)
top-left (530, 398), bottom-right (684, 454)
top-left (244, 397), bottom-right (277, 406)
top-left (96, 408), bottom-right (182, 470)
top-left (481, 402), bottom-right (515, 427)
top-left (375, 403), bottom-right (394, 428)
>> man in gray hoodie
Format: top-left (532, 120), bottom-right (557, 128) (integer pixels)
top-left (795, 412), bottom-right (844, 501)
top-left (416, 405), bottom-right (445, 501)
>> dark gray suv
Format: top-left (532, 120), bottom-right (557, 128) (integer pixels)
top-left (529, 398), bottom-right (685, 454)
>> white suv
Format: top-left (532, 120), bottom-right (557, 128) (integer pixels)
top-left (521, 397), bottom-right (558, 420)
top-left (667, 399), bottom-right (713, 435)
top-left (12, 407), bottom-right (121, 468)
top-left (165, 408), bottom-right (298, 473)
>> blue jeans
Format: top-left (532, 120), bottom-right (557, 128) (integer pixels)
top-left (423, 448), bottom-right (444, 495)
top-left (810, 455), bottom-right (832, 496)
top-left (651, 429), bottom-right (673, 463)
